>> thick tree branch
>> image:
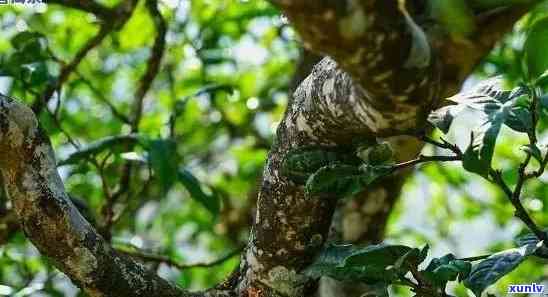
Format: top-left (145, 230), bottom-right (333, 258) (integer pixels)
top-left (238, 1), bottom-right (535, 297)
top-left (0, 94), bottom-right (228, 297)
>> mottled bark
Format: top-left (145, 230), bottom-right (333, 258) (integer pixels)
top-left (0, 94), bottom-right (229, 297)
top-left (237, 1), bottom-right (534, 297)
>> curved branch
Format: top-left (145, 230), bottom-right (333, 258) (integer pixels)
top-left (0, 94), bottom-right (219, 297)
top-left (238, 1), bottom-right (535, 297)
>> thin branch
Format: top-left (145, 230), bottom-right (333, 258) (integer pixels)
top-left (458, 254), bottom-right (491, 262)
top-left (32, 0), bottom-right (139, 114)
top-left (75, 72), bottom-right (131, 124)
top-left (32, 24), bottom-right (113, 113)
top-left (393, 154), bottom-right (461, 172)
top-left (46, 0), bottom-right (115, 19)
top-left (130, 0), bottom-right (167, 131)
top-left (102, 0), bottom-right (168, 240)
top-left (118, 245), bottom-right (244, 270)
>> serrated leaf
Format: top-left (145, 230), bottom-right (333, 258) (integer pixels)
top-left (304, 244), bottom-right (412, 283)
top-left (442, 80), bottom-right (527, 176)
top-left (514, 230), bottom-right (548, 258)
top-left (505, 106), bottom-right (532, 133)
top-left (524, 17), bottom-right (548, 81)
top-left (282, 146), bottom-right (360, 184)
top-left (305, 164), bottom-right (363, 198)
top-left (148, 139), bottom-right (179, 194)
top-left (423, 254), bottom-right (471, 287)
top-left (58, 134), bottom-right (141, 166)
top-left (358, 142), bottom-right (394, 165)
top-left (394, 246), bottom-right (428, 274)
top-left (464, 243), bottom-right (540, 297)
top-left (428, 77), bottom-right (520, 134)
top-left (11, 31), bottom-right (46, 50)
top-left (462, 133), bottom-right (489, 177)
top-left (178, 169), bottom-right (220, 216)
top-left (360, 164), bottom-right (394, 184)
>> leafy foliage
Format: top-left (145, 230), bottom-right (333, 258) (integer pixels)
top-left (464, 243), bottom-right (540, 296)
top-left (429, 78), bottom-right (530, 176)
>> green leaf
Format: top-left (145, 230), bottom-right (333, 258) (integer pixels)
top-left (423, 254), bottom-right (472, 286)
top-left (428, 77), bottom-right (522, 134)
top-left (58, 134), bottom-right (141, 166)
top-left (514, 230), bottom-right (548, 258)
top-left (148, 138), bottom-right (179, 194)
top-left (178, 169), bottom-right (220, 216)
top-left (11, 31), bottom-right (46, 51)
top-left (305, 164), bottom-right (364, 198)
top-left (505, 106), bottom-right (532, 133)
top-left (464, 243), bottom-right (540, 297)
top-left (524, 16), bottom-right (548, 82)
top-left (394, 245), bottom-right (429, 274)
top-left (282, 146), bottom-right (360, 184)
top-left (439, 79), bottom-right (526, 176)
top-left (462, 133), bottom-right (488, 177)
top-left (304, 163), bottom-right (393, 199)
top-left (539, 94), bottom-right (548, 110)
top-left (10, 31), bottom-right (49, 64)
top-left (304, 244), bottom-right (412, 283)
top-left (357, 142), bottom-right (394, 165)
top-left (360, 164), bottom-right (394, 185)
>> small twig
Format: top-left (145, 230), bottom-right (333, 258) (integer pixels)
top-left (46, 0), bottom-right (115, 19)
top-left (130, 0), bottom-right (167, 131)
top-left (117, 245), bottom-right (244, 270)
top-left (393, 154), bottom-right (461, 172)
top-left (32, 0), bottom-right (139, 114)
top-left (458, 254), bottom-right (491, 262)
top-left (75, 72), bottom-right (130, 124)
top-left (32, 24), bottom-right (113, 113)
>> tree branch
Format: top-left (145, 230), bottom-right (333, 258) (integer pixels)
top-left (117, 245), bottom-right (244, 271)
top-left (130, 0), bottom-right (168, 131)
top-left (46, 0), bottom-right (115, 19)
top-left (0, 94), bottom-right (224, 297)
top-left (240, 1), bottom-right (535, 296)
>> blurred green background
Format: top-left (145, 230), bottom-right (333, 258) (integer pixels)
top-left (0, 1), bottom-right (547, 296)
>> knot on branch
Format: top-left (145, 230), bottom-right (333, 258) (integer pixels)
top-left (0, 94), bottom-right (40, 154)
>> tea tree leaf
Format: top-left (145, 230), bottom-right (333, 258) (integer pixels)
top-left (282, 146), bottom-right (360, 184)
top-left (464, 243), bottom-right (540, 297)
top-left (147, 139), bottom-right (179, 194)
top-left (58, 134), bottom-right (141, 166)
top-left (357, 142), bottom-right (394, 165)
top-left (305, 164), bottom-right (364, 198)
top-left (304, 244), bottom-right (412, 283)
top-left (178, 169), bottom-right (220, 216)
top-left (430, 79), bottom-right (526, 176)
